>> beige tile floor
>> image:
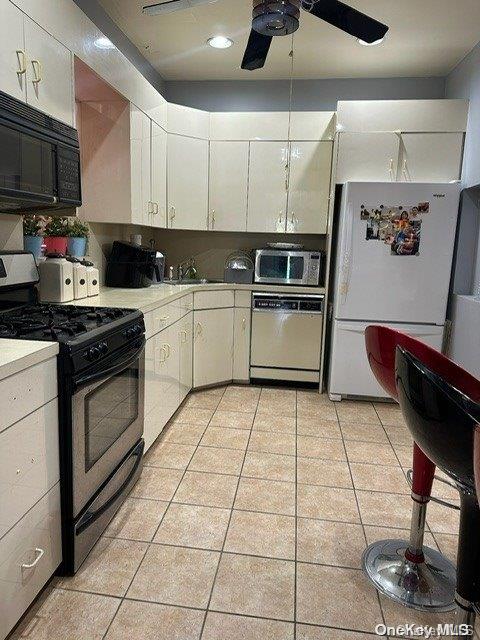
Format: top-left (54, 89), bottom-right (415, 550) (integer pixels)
top-left (12, 385), bottom-right (464, 640)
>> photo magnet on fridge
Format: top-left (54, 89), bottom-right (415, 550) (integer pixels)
top-left (360, 203), bottom-right (429, 256)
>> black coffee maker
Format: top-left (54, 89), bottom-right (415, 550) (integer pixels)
top-left (105, 241), bottom-right (165, 288)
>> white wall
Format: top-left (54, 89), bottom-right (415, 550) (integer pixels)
top-left (445, 41), bottom-right (480, 377)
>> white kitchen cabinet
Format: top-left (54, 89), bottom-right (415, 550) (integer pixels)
top-left (0, 0), bottom-right (26, 101)
top-left (209, 141), bottom-right (249, 232)
top-left (168, 134), bottom-right (209, 230)
top-left (287, 141), bottom-right (333, 234)
top-left (24, 16), bottom-right (73, 125)
top-left (247, 141), bottom-right (289, 233)
top-left (179, 313), bottom-right (193, 403)
top-left (130, 105), bottom-right (151, 225)
top-left (193, 308), bottom-right (234, 388)
top-left (398, 133), bottom-right (464, 183)
top-left (151, 121), bottom-right (167, 228)
top-left (336, 132), bottom-right (400, 183)
top-left (233, 308), bottom-right (251, 383)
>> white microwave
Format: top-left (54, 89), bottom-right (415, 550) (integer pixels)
top-left (254, 249), bottom-right (324, 286)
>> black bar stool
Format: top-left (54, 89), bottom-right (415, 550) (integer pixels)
top-left (396, 346), bottom-right (480, 629)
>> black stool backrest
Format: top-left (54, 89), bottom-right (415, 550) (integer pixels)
top-left (395, 346), bottom-right (480, 493)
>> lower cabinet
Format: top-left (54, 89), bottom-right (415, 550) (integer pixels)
top-left (144, 313), bottom-right (193, 451)
top-left (193, 308), bottom-right (234, 388)
top-left (0, 483), bottom-right (61, 640)
top-left (233, 308), bottom-right (251, 383)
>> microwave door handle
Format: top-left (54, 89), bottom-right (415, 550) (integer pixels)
top-left (75, 441), bottom-right (144, 535)
top-left (74, 340), bottom-right (145, 391)
top-left (0, 187), bottom-right (56, 204)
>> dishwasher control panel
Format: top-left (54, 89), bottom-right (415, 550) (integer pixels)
top-left (253, 293), bottom-right (324, 314)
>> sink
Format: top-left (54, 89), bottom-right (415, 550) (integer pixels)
top-left (163, 279), bottom-right (222, 285)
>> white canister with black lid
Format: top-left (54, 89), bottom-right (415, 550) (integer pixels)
top-left (67, 257), bottom-right (88, 300)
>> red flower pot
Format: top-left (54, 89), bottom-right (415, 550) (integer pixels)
top-left (43, 236), bottom-right (68, 255)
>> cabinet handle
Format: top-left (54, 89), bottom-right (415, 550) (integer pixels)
top-left (165, 343), bottom-right (171, 358)
top-left (211, 209), bottom-right (215, 230)
top-left (31, 59), bottom-right (42, 84)
top-left (181, 329), bottom-right (188, 343)
top-left (21, 548), bottom-right (44, 570)
top-left (242, 318), bottom-right (246, 331)
top-left (155, 202), bottom-right (160, 215)
top-left (402, 159), bottom-right (409, 181)
top-left (195, 322), bottom-right (203, 338)
top-left (158, 346), bottom-right (167, 363)
top-left (170, 206), bottom-right (176, 224)
top-left (16, 50), bottom-right (27, 75)
top-left (147, 201), bottom-right (154, 215)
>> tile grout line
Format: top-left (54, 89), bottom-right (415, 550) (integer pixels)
top-left (293, 389), bottom-right (298, 639)
top-left (334, 400), bottom-right (388, 631)
top-left (100, 386), bottom-right (229, 640)
top-left (197, 386), bottom-right (263, 640)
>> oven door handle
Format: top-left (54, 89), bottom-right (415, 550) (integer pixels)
top-left (74, 339), bottom-right (145, 391)
top-left (75, 440), bottom-right (144, 536)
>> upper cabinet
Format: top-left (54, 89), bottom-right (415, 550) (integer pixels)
top-left (247, 141), bottom-right (289, 233)
top-left (0, 0), bottom-right (26, 102)
top-left (167, 134), bottom-right (209, 230)
top-left (287, 141), bottom-right (333, 234)
top-left (209, 141), bottom-right (249, 232)
top-left (210, 112), bottom-right (289, 141)
top-left (0, 1), bottom-right (73, 125)
top-left (335, 100), bottom-right (468, 184)
top-left (398, 133), bottom-right (464, 183)
top-left (167, 102), bottom-right (209, 139)
top-left (151, 121), bottom-right (167, 228)
top-left (336, 132), bottom-right (400, 183)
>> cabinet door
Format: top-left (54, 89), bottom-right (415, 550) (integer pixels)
top-left (179, 313), bottom-right (193, 402)
top-left (151, 121), bottom-right (167, 228)
top-left (193, 308), bottom-right (233, 388)
top-left (24, 17), bottom-right (73, 125)
top-left (287, 141), bottom-right (333, 234)
top-left (336, 132), bottom-right (400, 183)
top-left (0, 0), bottom-right (26, 101)
top-left (209, 141), bottom-right (249, 232)
top-left (233, 308), bottom-right (251, 383)
top-left (164, 323), bottom-right (180, 418)
top-left (167, 134), bottom-right (208, 230)
top-left (130, 107), bottom-right (152, 225)
top-left (247, 141), bottom-right (289, 233)
top-left (399, 133), bottom-right (464, 183)
top-left (143, 334), bottom-right (170, 451)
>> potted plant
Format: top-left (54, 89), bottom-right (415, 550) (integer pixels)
top-left (43, 217), bottom-right (69, 255)
top-left (67, 219), bottom-right (89, 258)
top-left (23, 215), bottom-right (44, 258)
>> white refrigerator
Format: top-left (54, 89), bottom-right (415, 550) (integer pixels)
top-left (328, 182), bottom-right (460, 400)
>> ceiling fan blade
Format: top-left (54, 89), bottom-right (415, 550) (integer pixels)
top-left (306, 0), bottom-right (388, 43)
top-left (143, 0), bottom-right (219, 17)
top-left (241, 30), bottom-right (273, 71)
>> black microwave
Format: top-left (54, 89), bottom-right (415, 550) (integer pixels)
top-left (0, 91), bottom-right (81, 213)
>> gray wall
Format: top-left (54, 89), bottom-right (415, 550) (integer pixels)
top-left (164, 77), bottom-right (446, 111)
top-left (72, 0), bottom-right (165, 94)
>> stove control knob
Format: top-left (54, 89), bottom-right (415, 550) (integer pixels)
top-left (86, 346), bottom-right (101, 361)
top-left (134, 324), bottom-right (142, 336)
top-left (100, 341), bottom-right (108, 355)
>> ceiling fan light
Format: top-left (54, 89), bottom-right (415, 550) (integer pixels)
top-left (207, 36), bottom-right (234, 49)
top-left (357, 37), bottom-right (384, 46)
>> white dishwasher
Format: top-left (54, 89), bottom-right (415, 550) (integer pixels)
top-left (250, 292), bottom-right (324, 383)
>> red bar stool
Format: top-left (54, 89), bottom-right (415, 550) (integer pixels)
top-left (363, 325), bottom-right (480, 611)
top-left (396, 346), bottom-right (480, 629)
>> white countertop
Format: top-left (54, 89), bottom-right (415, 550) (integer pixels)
top-left (65, 282), bottom-right (327, 314)
top-left (0, 340), bottom-right (59, 382)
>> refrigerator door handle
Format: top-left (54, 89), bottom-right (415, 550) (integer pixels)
top-left (339, 202), bottom-right (354, 303)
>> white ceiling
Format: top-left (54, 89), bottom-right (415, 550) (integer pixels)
top-left (98, 0), bottom-right (480, 81)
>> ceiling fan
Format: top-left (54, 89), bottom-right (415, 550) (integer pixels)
top-left (142, 0), bottom-right (389, 71)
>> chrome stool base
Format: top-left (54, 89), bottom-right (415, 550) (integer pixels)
top-left (363, 539), bottom-right (456, 612)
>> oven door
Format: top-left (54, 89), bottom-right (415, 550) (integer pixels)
top-left (255, 250), bottom-right (308, 285)
top-left (71, 339), bottom-right (145, 518)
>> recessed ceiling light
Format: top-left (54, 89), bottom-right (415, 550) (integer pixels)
top-left (94, 37), bottom-right (116, 50)
top-left (207, 36), bottom-right (234, 49)
top-left (357, 37), bottom-right (384, 46)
